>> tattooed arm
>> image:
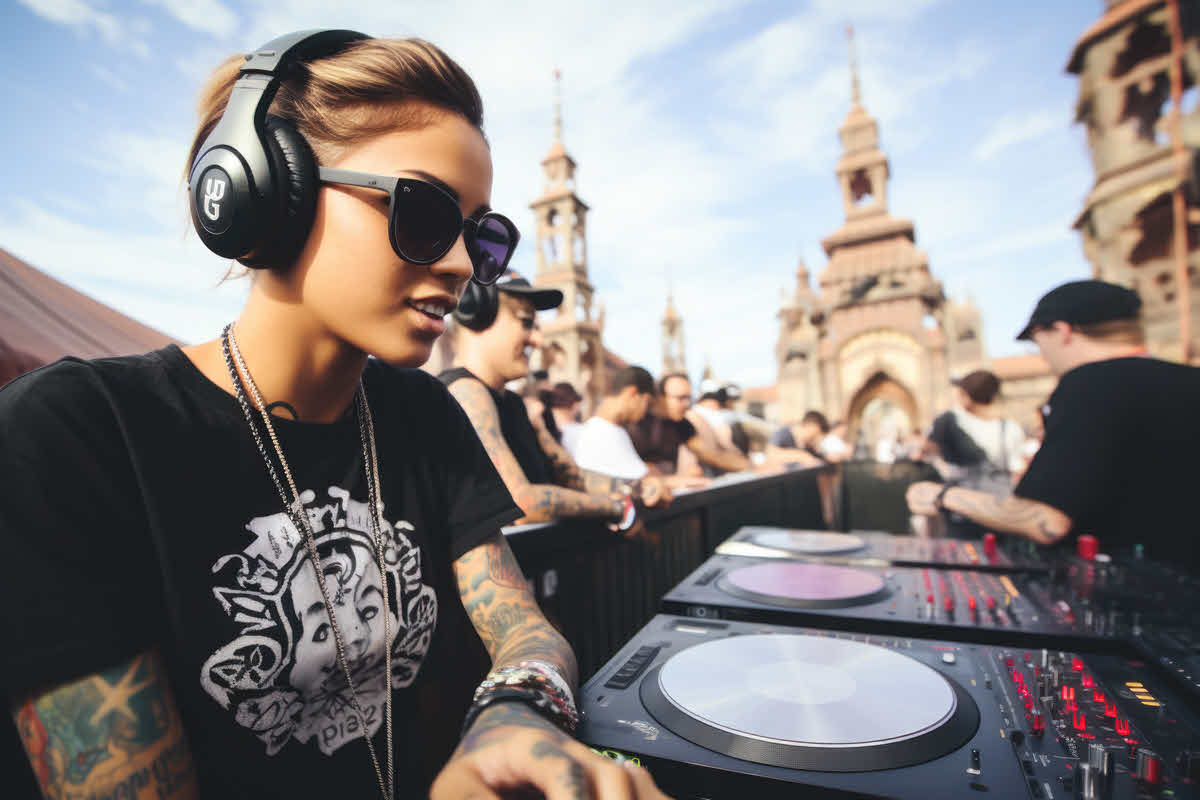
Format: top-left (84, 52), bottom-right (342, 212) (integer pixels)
top-left (433, 535), bottom-right (669, 799)
top-left (448, 378), bottom-right (622, 524)
top-left (454, 532), bottom-right (577, 686)
top-left (906, 482), bottom-right (1072, 545)
top-left (11, 649), bottom-right (198, 800)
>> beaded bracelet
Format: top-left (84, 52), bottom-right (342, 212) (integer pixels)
top-left (461, 664), bottom-right (579, 738)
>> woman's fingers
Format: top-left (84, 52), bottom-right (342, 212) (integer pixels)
top-left (429, 760), bottom-right (503, 800)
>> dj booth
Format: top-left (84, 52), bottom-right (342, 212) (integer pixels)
top-left (503, 462), bottom-right (1200, 800)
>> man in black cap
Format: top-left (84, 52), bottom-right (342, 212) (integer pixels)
top-left (908, 280), bottom-right (1200, 568)
top-left (441, 273), bottom-right (649, 527)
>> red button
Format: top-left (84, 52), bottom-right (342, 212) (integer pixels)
top-left (944, 596), bottom-right (955, 611)
top-left (1081, 673), bottom-right (1093, 688)
top-left (1071, 657), bottom-right (1084, 672)
top-left (1077, 534), bottom-right (1099, 561)
top-left (1093, 690), bottom-right (1105, 703)
top-left (983, 532), bottom-right (997, 558)
top-left (1104, 702), bottom-right (1118, 718)
top-left (1115, 718), bottom-right (1131, 736)
top-left (968, 596), bottom-right (977, 611)
top-left (1073, 712), bottom-right (1086, 731)
top-left (1031, 712), bottom-right (1045, 735)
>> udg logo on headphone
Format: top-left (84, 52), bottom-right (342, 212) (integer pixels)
top-left (196, 166), bottom-right (234, 234)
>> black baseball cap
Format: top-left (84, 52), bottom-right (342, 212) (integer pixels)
top-left (495, 272), bottom-right (563, 311)
top-left (1015, 280), bottom-right (1141, 341)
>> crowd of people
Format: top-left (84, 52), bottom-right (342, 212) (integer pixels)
top-left (3, 25), bottom-right (1197, 800)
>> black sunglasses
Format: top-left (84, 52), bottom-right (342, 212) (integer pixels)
top-left (317, 167), bottom-right (519, 286)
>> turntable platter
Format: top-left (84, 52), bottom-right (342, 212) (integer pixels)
top-left (744, 527), bottom-right (866, 555)
top-left (640, 633), bottom-right (979, 771)
top-left (717, 562), bottom-right (890, 608)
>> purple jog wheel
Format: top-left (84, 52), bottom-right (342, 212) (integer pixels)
top-left (717, 562), bottom-right (891, 609)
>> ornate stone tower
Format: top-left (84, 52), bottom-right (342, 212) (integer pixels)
top-left (777, 258), bottom-right (823, 423)
top-left (1068, 0), bottom-right (1199, 363)
top-left (530, 71), bottom-right (607, 409)
top-left (661, 288), bottom-right (686, 376)
top-left (793, 28), bottom-right (952, 439)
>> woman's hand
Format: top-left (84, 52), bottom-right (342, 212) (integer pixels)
top-left (432, 701), bottom-right (672, 800)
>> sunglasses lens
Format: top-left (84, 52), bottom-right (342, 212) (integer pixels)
top-left (389, 181), bottom-right (463, 263)
top-left (469, 216), bottom-right (515, 285)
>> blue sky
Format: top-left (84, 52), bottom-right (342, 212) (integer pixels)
top-left (1, 0), bottom-right (1101, 386)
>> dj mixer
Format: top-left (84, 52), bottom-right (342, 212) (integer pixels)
top-left (660, 553), bottom-right (1120, 652)
top-left (579, 615), bottom-right (1200, 799)
top-left (716, 526), bottom-right (1047, 572)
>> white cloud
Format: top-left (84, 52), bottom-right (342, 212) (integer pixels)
top-left (139, 0), bottom-right (239, 39)
top-left (16, 0), bottom-right (152, 57)
top-left (973, 109), bottom-right (1064, 161)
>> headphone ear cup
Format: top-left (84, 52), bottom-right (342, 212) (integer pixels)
top-left (240, 115), bottom-right (319, 270)
top-left (453, 282), bottom-right (499, 331)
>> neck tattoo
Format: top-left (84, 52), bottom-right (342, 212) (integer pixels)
top-left (265, 400), bottom-right (301, 421)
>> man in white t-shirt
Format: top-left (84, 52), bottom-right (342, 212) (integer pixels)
top-left (573, 366), bottom-right (658, 481)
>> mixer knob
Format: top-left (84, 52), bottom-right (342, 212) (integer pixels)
top-left (1135, 749), bottom-right (1163, 785)
top-left (1030, 711), bottom-right (1046, 736)
top-left (1077, 535), bottom-right (1098, 561)
top-left (1087, 743), bottom-right (1112, 779)
top-left (983, 532), bottom-right (997, 559)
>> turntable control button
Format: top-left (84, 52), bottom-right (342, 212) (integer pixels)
top-left (942, 652), bottom-right (956, 664)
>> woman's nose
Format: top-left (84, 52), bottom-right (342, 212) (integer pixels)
top-left (430, 233), bottom-right (475, 284)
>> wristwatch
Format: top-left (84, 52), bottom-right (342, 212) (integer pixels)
top-left (934, 483), bottom-right (955, 512)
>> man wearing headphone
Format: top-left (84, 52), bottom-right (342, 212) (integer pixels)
top-left (441, 273), bottom-right (651, 527)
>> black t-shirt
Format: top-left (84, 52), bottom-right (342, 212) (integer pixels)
top-left (0, 346), bottom-right (521, 797)
top-left (1015, 357), bottom-right (1200, 570)
top-left (626, 414), bottom-right (696, 473)
top-left (439, 368), bottom-right (554, 485)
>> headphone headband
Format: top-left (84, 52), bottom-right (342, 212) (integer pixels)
top-left (188, 29), bottom-right (369, 261)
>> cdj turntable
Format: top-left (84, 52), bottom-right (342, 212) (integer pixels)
top-left (716, 526), bottom-right (1048, 572)
top-left (661, 554), bottom-right (1126, 652)
top-left (579, 614), bottom-right (1200, 799)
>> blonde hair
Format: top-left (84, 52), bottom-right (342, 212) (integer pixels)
top-left (185, 37), bottom-right (484, 179)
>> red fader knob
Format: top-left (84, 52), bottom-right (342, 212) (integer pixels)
top-left (1077, 534), bottom-right (1099, 561)
top-left (983, 532), bottom-right (997, 559)
top-left (1031, 712), bottom-right (1046, 736)
top-left (1135, 749), bottom-right (1162, 785)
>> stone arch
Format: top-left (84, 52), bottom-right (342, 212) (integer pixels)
top-left (845, 371), bottom-right (918, 449)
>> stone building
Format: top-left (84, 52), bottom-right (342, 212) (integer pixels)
top-left (1068, 0), bottom-right (1200, 362)
top-left (527, 72), bottom-right (610, 412)
top-left (775, 36), bottom-right (985, 442)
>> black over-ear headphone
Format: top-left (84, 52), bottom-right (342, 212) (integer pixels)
top-left (453, 282), bottom-right (500, 331)
top-left (188, 29), bottom-right (369, 269)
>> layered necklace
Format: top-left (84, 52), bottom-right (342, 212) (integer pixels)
top-left (220, 323), bottom-right (394, 800)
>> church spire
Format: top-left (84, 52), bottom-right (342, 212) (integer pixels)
top-left (847, 25), bottom-right (862, 108)
top-left (553, 67), bottom-right (563, 144)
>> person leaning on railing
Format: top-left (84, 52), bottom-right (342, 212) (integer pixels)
top-left (907, 280), bottom-right (1200, 571)
top-left (441, 277), bottom-right (666, 528)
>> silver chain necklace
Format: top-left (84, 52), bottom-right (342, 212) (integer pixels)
top-left (221, 324), bottom-right (394, 800)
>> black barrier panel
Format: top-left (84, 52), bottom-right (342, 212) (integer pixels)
top-left (837, 460), bottom-right (941, 534)
top-left (506, 467), bottom-right (830, 681)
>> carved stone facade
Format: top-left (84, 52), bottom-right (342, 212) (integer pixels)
top-left (530, 72), bottom-right (609, 412)
top-left (1068, 0), bottom-right (1200, 362)
top-left (776, 35), bottom-right (984, 441)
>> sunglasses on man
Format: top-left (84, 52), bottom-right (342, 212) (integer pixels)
top-left (318, 167), bottom-right (519, 286)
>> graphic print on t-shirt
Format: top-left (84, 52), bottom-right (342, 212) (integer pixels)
top-left (200, 486), bottom-right (437, 756)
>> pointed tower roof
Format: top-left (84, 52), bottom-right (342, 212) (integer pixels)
top-left (817, 26), bottom-right (931, 300)
top-left (663, 290), bottom-right (681, 323)
top-left (542, 68), bottom-right (576, 166)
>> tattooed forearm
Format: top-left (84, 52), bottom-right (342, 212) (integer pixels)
top-left (447, 378), bottom-right (619, 523)
top-left (943, 487), bottom-right (1072, 544)
top-left (455, 700), bottom-right (567, 756)
top-left (455, 535), bottom-right (579, 689)
top-left (528, 410), bottom-right (586, 491)
top-left (11, 650), bottom-right (197, 800)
